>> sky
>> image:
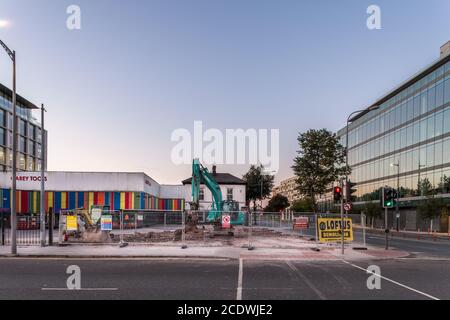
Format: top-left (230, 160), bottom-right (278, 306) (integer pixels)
top-left (0, 0), bottom-right (449, 184)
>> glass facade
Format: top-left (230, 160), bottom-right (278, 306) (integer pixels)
top-left (0, 86), bottom-right (46, 172)
top-left (338, 59), bottom-right (450, 203)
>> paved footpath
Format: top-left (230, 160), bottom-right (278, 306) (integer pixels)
top-left (0, 243), bottom-right (408, 261)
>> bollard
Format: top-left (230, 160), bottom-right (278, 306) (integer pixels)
top-left (248, 211), bottom-right (254, 250)
top-left (48, 208), bottom-right (53, 246)
top-left (181, 210), bottom-right (187, 249)
top-left (1, 210), bottom-right (4, 245)
top-left (164, 212), bottom-right (167, 230)
top-left (418, 228), bottom-right (420, 240)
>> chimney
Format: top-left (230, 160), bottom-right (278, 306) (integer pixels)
top-left (440, 41), bottom-right (450, 58)
top-left (212, 165), bottom-right (217, 175)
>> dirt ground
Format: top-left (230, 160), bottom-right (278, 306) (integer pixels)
top-left (109, 226), bottom-right (320, 249)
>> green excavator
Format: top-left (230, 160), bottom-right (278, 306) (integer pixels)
top-left (190, 158), bottom-right (245, 228)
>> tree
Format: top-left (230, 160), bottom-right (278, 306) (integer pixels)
top-left (362, 201), bottom-right (382, 228)
top-left (264, 194), bottom-right (290, 212)
top-left (243, 165), bottom-right (275, 211)
top-left (292, 129), bottom-right (349, 212)
top-left (438, 175), bottom-right (450, 194)
top-left (290, 197), bottom-right (314, 213)
top-left (417, 178), bottom-right (434, 196)
top-left (417, 196), bottom-right (446, 232)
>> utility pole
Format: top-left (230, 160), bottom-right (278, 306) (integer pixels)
top-left (340, 178), bottom-right (344, 255)
top-left (40, 104), bottom-right (46, 247)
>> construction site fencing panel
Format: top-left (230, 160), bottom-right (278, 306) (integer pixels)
top-left (0, 214), bottom-right (56, 246)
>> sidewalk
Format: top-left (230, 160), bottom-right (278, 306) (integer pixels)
top-left (0, 242), bottom-right (409, 261)
top-left (354, 226), bottom-right (450, 241)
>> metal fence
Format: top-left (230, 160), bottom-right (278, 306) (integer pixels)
top-left (0, 214), bottom-right (57, 246)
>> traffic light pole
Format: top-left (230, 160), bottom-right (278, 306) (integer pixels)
top-left (385, 207), bottom-right (389, 250)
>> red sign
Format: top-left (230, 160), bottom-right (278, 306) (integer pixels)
top-left (221, 215), bottom-right (231, 229)
top-left (344, 202), bottom-right (353, 212)
top-left (293, 217), bottom-right (309, 230)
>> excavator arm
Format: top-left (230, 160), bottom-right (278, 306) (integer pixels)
top-left (191, 158), bottom-right (223, 212)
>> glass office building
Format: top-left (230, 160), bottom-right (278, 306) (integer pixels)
top-left (336, 45), bottom-right (450, 211)
top-left (0, 83), bottom-right (47, 173)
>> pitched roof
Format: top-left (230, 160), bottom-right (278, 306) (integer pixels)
top-left (182, 172), bottom-right (246, 185)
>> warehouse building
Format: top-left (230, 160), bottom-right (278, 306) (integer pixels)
top-left (0, 167), bottom-right (247, 214)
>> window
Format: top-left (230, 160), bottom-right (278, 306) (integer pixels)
top-left (445, 79), bottom-right (450, 104)
top-left (0, 128), bottom-right (4, 146)
top-left (27, 156), bottom-right (34, 171)
top-left (435, 111), bottom-right (443, 137)
top-left (19, 153), bottom-right (26, 170)
top-left (0, 147), bottom-right (4, 164)
top-left (19, 136), bottom-right (26, 153)
top-left (427, 86), bottom-right (436, 112)
top-left (36, 143), bottom-right (42, 158)
top-left (28, 125), bottom-right (35, 139)
top-left (28, 140), bottom-right (35, 155)
top-left (199, 188), bottom-right (204, 201)
top-left (227, 188), bottom-right (233, 201)
top-left (19, 120), bottom-right (26, 136)
top-left (0, 109), bottom-right (4, 127)
top-left (436, 82), bottom-right (444, 108)
top-left (444, 107), bottom-right (450, 134)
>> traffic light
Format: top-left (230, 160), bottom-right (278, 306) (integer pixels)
top-left (333, 186), bottom-right (342, 201)
top-left (345, 180), bottom-right (357, 202)
top-left (382, 187), bottom-right (396, 208)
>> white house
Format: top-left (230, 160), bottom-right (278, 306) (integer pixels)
top-left (181, 165), bottom-right (247, 210)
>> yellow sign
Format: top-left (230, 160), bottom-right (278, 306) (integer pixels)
top-left (66, 215), bottom-right (78, 231)
top-left (317, 218), bottom-right (353, 243)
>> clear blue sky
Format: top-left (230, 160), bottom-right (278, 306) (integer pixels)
top-left (0, 0), bottom-right (449, 184)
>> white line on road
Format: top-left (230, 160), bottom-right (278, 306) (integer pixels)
top-left (236, 258), bottom-right (243, 300)
top-left (41, 288), bottom-right (118, 291)
top-left (341, 260), bottom-right (439, 300)
top-left (285, 260), bottom-right (326, 300)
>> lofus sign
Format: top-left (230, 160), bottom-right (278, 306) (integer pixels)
top-left (317, 218), bottom-right (354, 243)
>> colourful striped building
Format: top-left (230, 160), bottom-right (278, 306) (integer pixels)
top-left (0, 171), bottom-right (186, 214)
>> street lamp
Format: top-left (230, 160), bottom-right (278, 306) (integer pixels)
top-left (343, 105), bottom-right (380, 255)
top-left (417, 163), bottom-right (426, 196)
top-left (0, 39), bottom-right (17, 255)
top-left (391, 162), bottom-right (400, 231)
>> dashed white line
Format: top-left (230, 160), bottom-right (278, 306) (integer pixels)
top-left (236, 258), bottom-right (243, 300)
top-left (341, 260), bottom-right (440, 300)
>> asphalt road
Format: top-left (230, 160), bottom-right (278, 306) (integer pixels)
top-left (0, 257), bottom-right (449, 300)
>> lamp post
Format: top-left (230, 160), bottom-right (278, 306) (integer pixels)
top-left (0, 39), bottom-right (17, 255)
top-left (343, 105), bottom-right (380, 255)
top-left (40, 104), bottom-right (46, 246)
top-left (391, 162), bottom-right (400, 231)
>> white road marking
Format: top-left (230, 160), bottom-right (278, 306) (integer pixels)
top-left (341, 260), bottom-right (440, 300)
top-left (41, 288), bottom-right (118, 291)
top-left (285, 260), bottom-right (326, 300)
top-left (236, 258), bottom-right (243, 300)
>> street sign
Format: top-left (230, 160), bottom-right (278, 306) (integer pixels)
top-left (293, 217), bottom-right (309, 230)
top-left (317, 218), bottom-right (353, 243)
top-left (101, 215), bottom-right (113, 231)
top-left (343, 202), bottom-right (352, 212)
top-left (222, 215), bottom-right (231, 229)
top-left (66, 215), bottom-right (78, 231)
